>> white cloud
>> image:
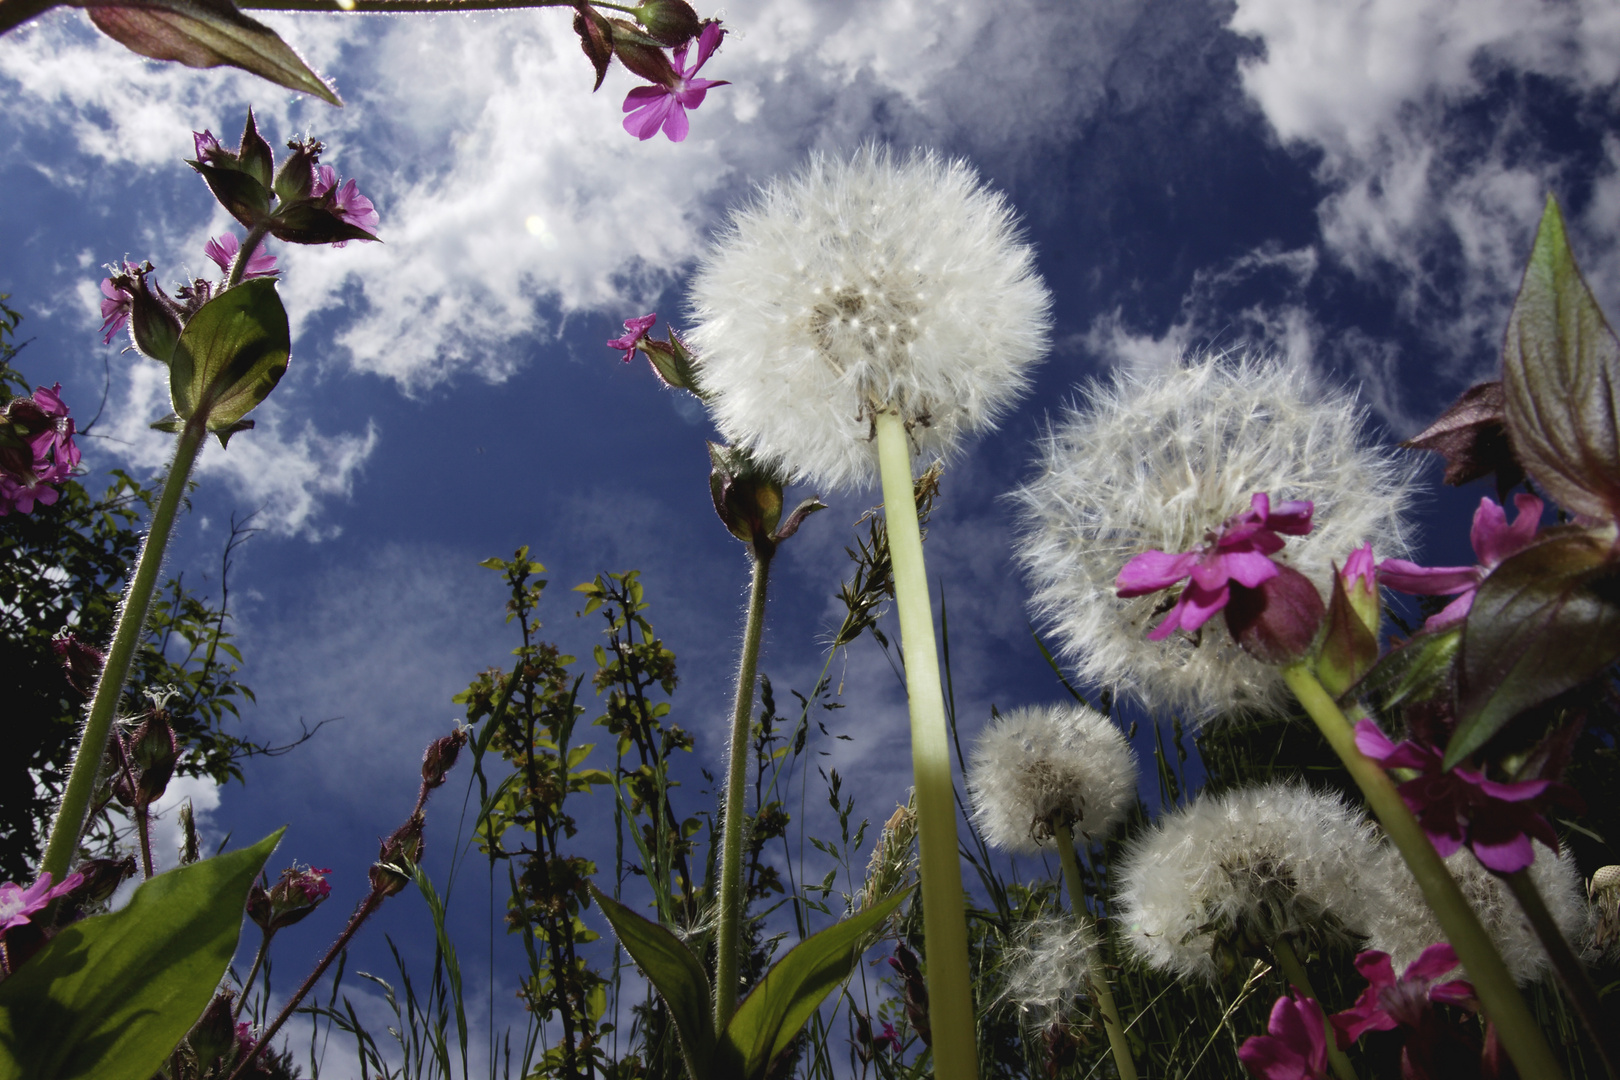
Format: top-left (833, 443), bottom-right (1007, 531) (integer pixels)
top-left (1228, 0), bottom-right (1620, 380)
top-left (91, 353), bottom-right (378, 539)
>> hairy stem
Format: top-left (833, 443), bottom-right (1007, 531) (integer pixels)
top-left (1501, 868), bottom-right (1620, 1079)
top-left (1281, 664), bottom-right (1565, 1080)
top-left (40, 421), bottom-right (206, 881)
top-left (1269, 936), bottom-right (1357, 1080)
top-left (715, 549), bottom-right (771, 1033)
top-left (233, 931), bottom-right (273, 1024)
top-left (1053, 823), bottom-right (1136, 1080)
top-left (874, 410), bottom-right (979, 1080)
top-left (228, 223), bottom-right (273, 289)
top-left (233, 0), bottom-right (640, 11)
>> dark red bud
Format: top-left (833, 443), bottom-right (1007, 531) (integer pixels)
top-left (421, 729), bottom-right (468, 790)
top-left (1224, 564), bottom-right (1326, 665)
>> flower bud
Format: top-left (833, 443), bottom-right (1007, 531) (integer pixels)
top-left (59, 855), bottom-right (136, 916)
top-left (632, 0), bottom-right (700, 46)
top-left (610, 18), bottom-right (679, 86)
top-left (186, 990), bottom-right (239, 1071)
top-left (273, 137), bottom-right (323, 204)
top-left (708, 442), bottom-right (784, 547)
top-left (51, 632), bottom-right (104, 696)
top-left (1340, 543), bottom-right (1379, 636)
top-left (421, 729), bottom-right (468, 790)
top-left (104, 261), bottom-right (184, 363)
top-left (1223, 564), bottom-right (1326, 665)
top-left (131, 710), bottom-right (178, 807)
top-left (248, 864), bottom-right (333, 933)
top-left (642, 327), bottom-right (703, 395)
top-left (371, 816), bottom-right (425, 897)
top-left (187, 113), bottom-right (275, 229)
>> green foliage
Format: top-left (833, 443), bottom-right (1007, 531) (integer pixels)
top-left (159, 277), bottom-right (290, 445)
top-left (0, 829), bottom-right (281, 1080)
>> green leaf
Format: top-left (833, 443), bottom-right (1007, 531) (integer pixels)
top-left (0, 829), bottom-right (282, 1080)
top-left (1501, 194), bottom-right (1620, 522)
top-left (1355, 624), bottom-right (1461, 711)
top-left (590, 886), bottom-right (714, 1079)
top-left (1451, 524), bottom-right (1620, 766)
top-left (718, 889), bottom-right (910, 1080)
top-left (169, 278), bottom-right (289, 434)
top-left (85, 0), bottom-right (341, 106)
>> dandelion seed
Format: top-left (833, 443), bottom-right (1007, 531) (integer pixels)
top-left (998, 914), bottom-right (1098, 1026)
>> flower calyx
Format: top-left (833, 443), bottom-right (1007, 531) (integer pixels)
top-left (708, 442), bottom-right (825, 558)
top-left (371, 815), bottom-right (425, 898)
top-left (247, 864), bottom-right (333, 934)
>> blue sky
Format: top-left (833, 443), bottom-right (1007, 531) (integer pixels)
top-left (3, 0), bottom-right (1619, 1073)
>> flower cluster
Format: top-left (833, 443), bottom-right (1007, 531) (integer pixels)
top-left (688, 145), bottom-right (1052, 490)
top-left (1013, 353), bottom-right (1416, 719)
top-left (0, 382), bottom-right (80, 515)
top-left (1354, 720), bottom-right (1567, 873)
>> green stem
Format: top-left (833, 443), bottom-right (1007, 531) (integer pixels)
top-left (874, 410), bottom-right (979, 1080)
top-left (714, 548), bottom-right (771, 1034)
top-left (1281, 664), bottom-right (1565, 1080)
top-left (228, 223), bottom-right (273, 289)
top-left (40, 421), bottom-right (206, 882)
top-left (1269, 936), bottom-right (1357, 1080)
top-left (233, 930), bottom-right (273, 1024)
top-left (1500, 869), bottom-right (1620, 1079)
top-left (1053, 823), bottom-right (1136, 1080)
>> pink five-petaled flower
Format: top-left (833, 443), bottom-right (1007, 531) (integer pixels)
top-left (1238, 992), bottom-right (1330, 1080)
top-left (872, 1021), bottom-right (902, 1054)
top-left (0, 871), bottom-right (85, 933)
top-left (99, 265), bottom-right (139, 344)
top-left (1117, 492), bottom-right (1314, 641)
top-left (623, 20), bottom-right (729, 142)
top-left (204, 233), bottom-right (279, 280)
top-left (1377, 494), bottom-right (1542, 630)
top-left (1354, 719), bottom-right (1564, 873)
top-left (0, 383), bottom-right (81, 516)
top-left (311, 165), bottom-right (380, 246)
top-left (608, 313), bottom-right (657, 361)
top-left (1332, 944), bottom-right (1474, 1048)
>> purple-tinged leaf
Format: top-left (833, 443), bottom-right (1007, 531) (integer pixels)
top-left (1401, 380), bottom-right (1524, 494)
top-left (81, 0), bottom-right (341, 106)
top-left (1451, 523), bottom-right (1620, 767)
top-left (1501, 195), bottom-right (1620, 521)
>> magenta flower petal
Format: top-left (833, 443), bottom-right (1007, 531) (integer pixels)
top-left (1376, 559), bottom-right (1477, 594)
top-left (1472, 493), bottom-right (1542, 568)
top-left (1203, 548), bottom-right (1282, 590)
top-left (1117, 549), bottom-right (1203, 595)
top-left (624, 94), bottom-right (677, 140)
top-left (661, 103), bottom-right (691, 142)
top-left (1240, 994), bottom-right (1330, 1080)
top-left (607, 313), bottom-right (658, 361)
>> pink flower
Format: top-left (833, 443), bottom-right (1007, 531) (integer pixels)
top-left (312, 165), bottom-right (380, 245)
top-left (622, 20), bottom-right (729, 142)
top-left (873, 1021), bottom-right (902, 1054)
top-left (193, 129), bottom-right (224, 163)
top-left (0, 383), bottom-right (81, 516)
top-left (1332, 944), bottom-right (1474, 1048)
top-left (607, 313), bottom-right (658, 361)
top-left (1377, 495), bottom-right (1542, 629)
top-left (1116, 492), bottom-right (1314, 640)
top-left (204, 233), bottom-right (279, 280)
top-left (1238, 993), bottom-right (1330, 1080)
top-left (1354, 719), bottom-right (1565, 873)
top-left (99, 274), bottom-right (134, 344)
top-left (0, 871), bottom-right (84, 934)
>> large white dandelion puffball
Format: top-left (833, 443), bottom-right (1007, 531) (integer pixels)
top-left (967, 703), bottom-right (1138, 853)
top-left (1114, 782), bottom-right (1400, 983)
top-left (686, 145), bottom-right (1053, 491)
top-left (1012, 352), bottom-right (1418, 720)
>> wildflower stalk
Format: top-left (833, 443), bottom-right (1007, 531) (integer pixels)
top-left (1268, 936), bottom-right (1357, 1080)
top-left (233, 931), bottom-right (272, 1023)
top-left (1500, 868), bottom-right (1620, 1079)
top-left (1052, 822), bottom-right (1136, 1080)
top-left (228, 223), bottom-right (273, 289)
top-left (875, 408), bottom-right (979, 1080)
top-left (39, 419), bottom-right (206, 881)
top-left (1280, 663), bottom-right (1566, 1080)
top-left (715, 547), bottom-right (771, 1032)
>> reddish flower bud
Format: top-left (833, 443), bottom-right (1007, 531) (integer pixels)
top-left (1224, 562), bottom-right (1326, 665)
top-left (421, 729), bottom-right (468, 790)
top-left (371, 816), bottom-right (425, 897)
top-left (52, 633), bottom-right (104, 696)
top-left (131, 710), bottom-right (179, 807)
top-left (248, 864), bottom-right (332, 933)
top-left (632, 0), bottom-right (700, 46)
top-left (186, 990), bottom-right (240, 1071)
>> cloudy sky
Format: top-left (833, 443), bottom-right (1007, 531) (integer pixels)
top-left (3, 0), bottom-right (1618, 1072)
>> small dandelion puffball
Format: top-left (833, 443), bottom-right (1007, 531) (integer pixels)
top-left (1366, 843), bottom-right (1593, 983)
top-left (687, 145), bottom-right (1053, 490)
top-left (1115, 782), bottom-right (1391, 982)
top-left (1012, 352), bottom-right (1417, 720)
top-left (999, 914), bottom-right (1098, 1025)
top-left (967, 703), bottom-right (1138, 853)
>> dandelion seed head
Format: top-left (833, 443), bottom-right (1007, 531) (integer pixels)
top-left (1114, 782), bottom-right (1389, 982)
top-left (998, 914), bottom-right (1098, 1025)
top-left (967, 703), bottom-right (1138, 853)
top-left (688, 145), bottom-right (1053, 490)
top-left (1367, 842), bottom-right (1593, 982)
top-left (1012, 352), bottom-right (1418, 719)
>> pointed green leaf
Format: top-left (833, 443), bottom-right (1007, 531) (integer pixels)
top-left (590, 886), bottom-right (714, 1079)
top-left (1501, 194), bottom-right (1620, 521)
top-left (169, 278), bottom-right (289, 434)
top-left (84, 0), bottom-right (341, 106)
top-left (718, 889), bottom-right (910, 1080)
top-left (0, 829), bottom-right (282, 1080)
top-left (1451, 524), bottom-right (1620, 766)
top-left (149, 412), bottom-right (185, 434)
top-left (1355, 623), bottom-right (1461, 711)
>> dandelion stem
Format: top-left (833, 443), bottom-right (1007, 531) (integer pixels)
top-left (715, 548), bottom-right (771, 1033)
top-left (1053, 823), bottom-right (1136, 1080)
top-left (1281, 663), bottom-right (1566, 1080)
top-left (875, 409), bottom-right (979, 1080)
top-left (40, 420), bottom-right (206, 881)
top-left (1499, 868), bottom-right (1620, 1079)
top-left (1269, 936), bottom-right (1357, 1080)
